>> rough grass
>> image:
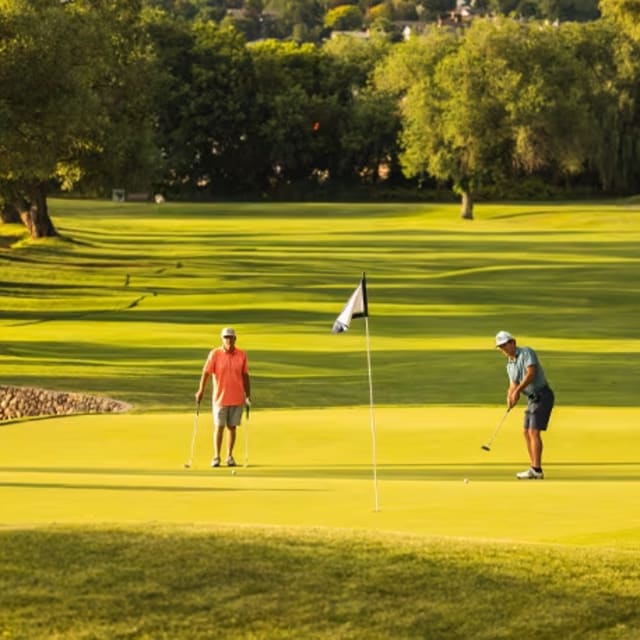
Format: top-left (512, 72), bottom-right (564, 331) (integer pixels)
top-left (0, 525), bottom-right (638, 640)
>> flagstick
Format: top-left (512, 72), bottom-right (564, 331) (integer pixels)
top-left (364, 316), bottom-right (380, 512)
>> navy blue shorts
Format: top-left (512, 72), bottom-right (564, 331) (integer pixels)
top-left (523, 386), bottom-right (554, 430)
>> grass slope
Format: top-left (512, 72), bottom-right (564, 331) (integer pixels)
top-left (1, 200), bottom-right (639, 637)
top-left (2, 199), bottom-right (640, 410)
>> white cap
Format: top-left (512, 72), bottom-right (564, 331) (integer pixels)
top-left (495, 330), bottom-right (514, 347)
top-left (221, 327), bottom-right (236, 338)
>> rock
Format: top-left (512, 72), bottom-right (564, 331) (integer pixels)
top-left (0, 385), bottom-right (132, 421)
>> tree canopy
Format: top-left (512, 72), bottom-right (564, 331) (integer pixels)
top-left (377, 18), bottom-right (599, 217)
top-left (0, 0), bottom-right (159, 236)
top-left (2, 0), bottom-right (640, 236)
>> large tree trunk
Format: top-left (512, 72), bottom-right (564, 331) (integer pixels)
top-left (17, 184), bottom-right (58, 239)
top-left (460, 189), bottom-right (474, 220)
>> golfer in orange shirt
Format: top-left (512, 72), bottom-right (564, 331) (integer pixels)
top-left (195, 327), bottom-right (251, 467)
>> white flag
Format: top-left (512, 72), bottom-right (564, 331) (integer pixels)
top-left (332, 276), bottom-right (368, 333)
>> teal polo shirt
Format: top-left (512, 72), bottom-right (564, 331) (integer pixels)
top-left (506, 346), bottom-right (548, 396)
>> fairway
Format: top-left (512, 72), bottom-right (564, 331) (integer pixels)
top-left (1, 200), bottom-right (639, 638)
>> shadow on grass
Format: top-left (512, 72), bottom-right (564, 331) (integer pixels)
top-left (0, 481), bottom-right (231, 492)
top-left (0, 480), bottom-right (318, 493)
top-left (1, 522), bottom-right (638, 640)
top-left (1, 462), bottom-right (638, 483)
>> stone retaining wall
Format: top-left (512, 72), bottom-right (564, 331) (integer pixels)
top-left (0, 385), bottom-right (132, 421)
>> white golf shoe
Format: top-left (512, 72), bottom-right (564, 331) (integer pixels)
top-left (516, 467), bottom-right (544, 480)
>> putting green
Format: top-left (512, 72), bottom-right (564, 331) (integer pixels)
top-left (1, 406), bottom-right (637, 548)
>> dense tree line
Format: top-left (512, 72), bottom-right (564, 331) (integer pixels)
top-left (147, 0), bottom-right (601, 37)
top-left (1, 0), bottom-right (639, 235)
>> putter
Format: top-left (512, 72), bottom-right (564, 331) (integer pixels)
top-left (481, 407), bottom-right (511, 451)
top-left (184, 401), bottom-right (200, 468)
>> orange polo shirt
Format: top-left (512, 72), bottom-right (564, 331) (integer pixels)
top-left (203, 347), bottom-right (248, 407)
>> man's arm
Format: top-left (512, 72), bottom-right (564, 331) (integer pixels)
top-left (243, 372), bottom-right (251, 401)
top-left (508, 365), bottom-right (537, 408)
top-left (195, 370), bottom-right (210, 404)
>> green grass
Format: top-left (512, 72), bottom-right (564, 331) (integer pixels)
top-left (1, 199), bottom-right (639, 638)
top-left (1, 526), bottom-right (638, 640)
top-left (1, 407), bottom-right (638, 547)
top-left (3, 199), bottom-right (640, 409)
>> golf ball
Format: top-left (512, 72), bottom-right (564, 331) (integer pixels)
top-left (463, 478), bottom-right (469, 484)
top-left (231, 470), bottom-right (237, 475)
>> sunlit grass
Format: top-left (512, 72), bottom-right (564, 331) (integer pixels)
top-left (1, 407), bottom-right (638, 547)
top-left (3, 198), bottom-right (640, 409)
top-left (2, 200), bottom-right (640, 638)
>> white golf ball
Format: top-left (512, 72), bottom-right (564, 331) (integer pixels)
top-left (463, 478), bottom-right (469, 484)
top-left (231, 470), bottom-right (237, 475)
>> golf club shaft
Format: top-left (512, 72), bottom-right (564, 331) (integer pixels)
top-left (484, 407), bottom-right (511, 449)
top-left (244, 400), bottom-right (250, 467)
top-left (244, 422), bottom-right (249, 467)
top-left (186, 402), bottom-right (200, 465)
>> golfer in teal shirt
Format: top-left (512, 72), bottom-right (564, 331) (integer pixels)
top-left (495, 331), bottom-right (555, 480)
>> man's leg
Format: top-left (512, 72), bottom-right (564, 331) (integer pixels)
top-left (517, 427), bottom-right (544, 479)
top-left (528, 428), bottom-right (543, 469)
top-left (523, 429), bottom-right (534, 466)
top-left (227, 426), bottom-right (237, 457)
top-left (214, 425), bottom-right (224, 459)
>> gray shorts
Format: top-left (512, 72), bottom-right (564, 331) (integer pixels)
top-left (523, 386), bottom-right (554, 431)
top-left (213, 405), bottom-right (243, 428)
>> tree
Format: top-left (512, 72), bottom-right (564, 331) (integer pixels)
top-left (339, 87), bottom-right (401, 184)
top-left (247, 36), bottom-right (396, 192)
top-left (0, 0), bottom-right (92, 236)
top-left (323, 35), bottom-right (399, 183)
top-left (418, 0), bottom-right (456, 21)
top-left (324, 5), bottom-right (363, 30)
top-left (394, 1), bottom-right (419, 20)
top-left (75, 2), bottom-right (163, 198)
top-left (538, 0), bottom-right (599, 22)
top-left (249, 40), bottom-right (332, 189)
top-left (0, 0), bottom-right (159, 238)
top-left (376, 18), bottom-right (596, 218)
top-left (142, 0), bottom-right (228, 21)
top-left (268, 0), bottom-right (325, 42)
top-left (484, 0), bottom-right (598, 20)
top-left (585, 8), bottom-right (640, 194)
top-left (374, 27), bottom-right (461, 206)
top-left (599, 0), bottom-right (640, 41)
top-left (146, 12), bottom-right (257, 197)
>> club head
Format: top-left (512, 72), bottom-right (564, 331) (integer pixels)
top-left (480, 445), bottom-right (491, 451)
